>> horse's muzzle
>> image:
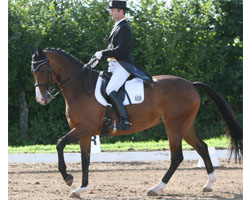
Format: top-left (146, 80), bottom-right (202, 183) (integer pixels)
top-left (35, 87), bottom-right (52, 105)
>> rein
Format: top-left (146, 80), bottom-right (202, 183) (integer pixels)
top-left (32, 56), bottom-right (96, 99)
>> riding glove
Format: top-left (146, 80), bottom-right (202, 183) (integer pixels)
top-left (95, 51), bottom-right (103, 60)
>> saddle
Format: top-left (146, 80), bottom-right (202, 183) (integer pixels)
top-left (95, 71), bottom-right (145, 135)
top-left (100, 71), bottom-right (131, 135)
top-left (100, 71), bottom-right (131, 105)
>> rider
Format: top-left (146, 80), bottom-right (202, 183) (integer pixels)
top-left (94, 0), bottom-right (153, 131)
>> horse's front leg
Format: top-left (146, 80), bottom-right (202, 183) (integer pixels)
top-left (56, 128), bottom-right (82, 186)
top-left (69, 136), bottom-right (92, 198)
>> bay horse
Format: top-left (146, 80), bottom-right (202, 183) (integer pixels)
top-left (30, 46), bottom-right (242, 198)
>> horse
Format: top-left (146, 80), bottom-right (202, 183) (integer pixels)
top-left (30, 46), bottom-right (242, 198)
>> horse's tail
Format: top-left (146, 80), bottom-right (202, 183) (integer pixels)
top-left (193, 82), bottom-right (243, 161)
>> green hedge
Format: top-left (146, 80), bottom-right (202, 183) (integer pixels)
top-left (8, 0), bottom-right (242, 145)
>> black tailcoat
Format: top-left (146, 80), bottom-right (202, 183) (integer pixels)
top-left (102, 20), bottom-right (133, 64)
top-left (102, 20), bottom-right (153, 83)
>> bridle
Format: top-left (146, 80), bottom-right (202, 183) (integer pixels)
top-left (32, 57), bottom-right (61, 98)
top-left (31, 54), bottom-right (96, 99)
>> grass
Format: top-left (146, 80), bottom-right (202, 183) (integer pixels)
top-left (8, 136), bottom-right (231, 154)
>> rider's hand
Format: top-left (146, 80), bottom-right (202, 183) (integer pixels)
top-left (94, 51), bottom-right (103, 60)
top-left (91, 60), bottom-right (99, 68)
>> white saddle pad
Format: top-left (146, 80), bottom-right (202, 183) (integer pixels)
top-left (95, 72), bottom-right (144, 106)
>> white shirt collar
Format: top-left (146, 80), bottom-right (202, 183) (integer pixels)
top-left (114, 18), bottom-right (126, 27)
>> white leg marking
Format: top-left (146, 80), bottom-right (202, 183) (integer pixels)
top-left (69, 186), bottom-right (88, 198)
top-left (203, 172), bottom-right (216, 192)
top-left (147, 181), bottom-right (166, 196)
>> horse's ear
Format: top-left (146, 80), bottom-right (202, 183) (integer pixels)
top-left (29, 45), bottom-right (35, 55)
top-left (37, 46), bottom-right (44, 57)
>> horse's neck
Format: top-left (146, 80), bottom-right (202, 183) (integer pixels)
top-left (47, 51), bottom-right (99, 102)
top-left (61, 69), bottom-right (98, 105)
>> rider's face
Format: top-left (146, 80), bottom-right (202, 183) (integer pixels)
top-left (110, 8), bottom-right (123, 22)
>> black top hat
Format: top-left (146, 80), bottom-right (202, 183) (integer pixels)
top-left (109, 1), bottom-right (129, 10)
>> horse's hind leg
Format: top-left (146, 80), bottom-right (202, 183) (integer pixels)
top-left (183, 123), bottom-right (216, 192)
top-left (148, 120), bottom-right (184, 196)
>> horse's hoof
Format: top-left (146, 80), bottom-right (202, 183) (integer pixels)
top-left (69, 191), bottom-right (80, 199)
top-left (69, 186), bottom-right (88, 199)
top-left (202, 187), bottom-right (213, 192)
top-left (65, 174), bottom-right (74, 186)
top-left (147, 189), bottom-right (158, 196)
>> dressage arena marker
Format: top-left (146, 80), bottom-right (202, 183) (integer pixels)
top-left (90, 136), bottom-right (101, 154)
top-left (197, 147), bottom-right (220, 167)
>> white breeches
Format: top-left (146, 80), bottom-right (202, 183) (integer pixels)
top-left (106, 60), bottom-right (131, 95)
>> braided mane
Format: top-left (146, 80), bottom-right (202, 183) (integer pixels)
top-left (45, 48), bottom-right (84, 66)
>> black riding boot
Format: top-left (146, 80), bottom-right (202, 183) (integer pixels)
top-left (109, 91), bottom-right (130, 131)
